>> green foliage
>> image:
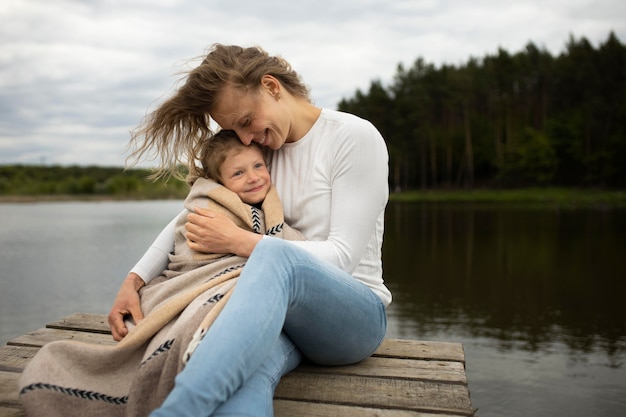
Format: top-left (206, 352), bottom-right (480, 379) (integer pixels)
top-left (0, 165), bottom-right (188, 199)
top-left (338, 32), bottom-right (626, 189)
top-left (498, 128), bottom-right (558, 185)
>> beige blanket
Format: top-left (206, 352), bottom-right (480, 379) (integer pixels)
top-left (19, 178), bottom-right (303, 416)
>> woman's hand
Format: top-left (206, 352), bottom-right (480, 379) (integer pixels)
top-left (108, 273), bottom-right (145, 341)
top-left (186, 206), bottom-right (262, 257)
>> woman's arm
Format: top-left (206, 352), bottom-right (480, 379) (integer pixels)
top-left (130, 212), bottom-right (180, 283)
top-left (277, 116), bottom-right (389, 274)
top-left (288, 129), bottom-right (388, 273)
top-left (108, 212), bottom-right (179, 340)
top-left (108, 272), bottom-right (146, 341)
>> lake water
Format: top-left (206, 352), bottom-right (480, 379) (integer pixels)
top-left (1, 200), bottom-right (625, 417)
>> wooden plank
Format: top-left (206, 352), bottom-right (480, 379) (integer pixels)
top-left (0, 373), bottom-right (470, 417)
top-left (374, 339), bottom-right (465, 363)
top-left (44, 314), bottom-right (466, 364)
top-left (298, 356), bottom-right (467, 384)
top-left (0, 407), bottom-right (24, 417)
top-left (41, 315), bottom-right (467, 365)
top-left (0, 314), bottom-right (474, 417)
top-left (0, 346), bottom-right (39, 373)
top-left (40, 314), bottom-right (467, 362)
top-left (45, 313), bottom-right (111, 334)
top-left (274, 399), bottom-right (465, 417)
top-left (0, 372), bottom-right (20, 410)
top-left (6, 328), bottom-right (115, 348)
top-left (275, 372), bottom-right (473, 416)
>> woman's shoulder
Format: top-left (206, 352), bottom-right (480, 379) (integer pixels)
top-left (320, 108), bottom-right (371, 127)
top-left (318, 109), bottom-right (378, 136)
top-left (317, 109), bottom-right (384, 145)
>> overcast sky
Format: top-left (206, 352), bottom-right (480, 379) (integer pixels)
top-left (1, 0), bottom-right (624, 167)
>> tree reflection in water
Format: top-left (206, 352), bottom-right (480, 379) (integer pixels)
top-left (383, 202), bottom-right (626, 416)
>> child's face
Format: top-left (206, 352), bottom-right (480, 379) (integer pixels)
top-left (219, 146), bottom-right (271, 205)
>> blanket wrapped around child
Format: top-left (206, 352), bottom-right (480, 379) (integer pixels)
top-left (19, 178), bottom-right (304, 417)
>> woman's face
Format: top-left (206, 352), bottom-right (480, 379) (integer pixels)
top-left (211, 82), bottom-right (290, 150)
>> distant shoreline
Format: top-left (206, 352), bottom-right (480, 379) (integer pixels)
top-left (2, 188), bottom-right (625, 207)
top-left (0, 195), bottom-right (184, 203)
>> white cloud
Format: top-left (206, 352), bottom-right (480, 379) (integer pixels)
top-left (0, 0), bottom-right (623, 167)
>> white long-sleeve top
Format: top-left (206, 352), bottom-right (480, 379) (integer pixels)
top-left (130, 109), bottom-right (392, 306)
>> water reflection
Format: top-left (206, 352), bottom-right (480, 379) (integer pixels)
top-left (1, 200), bottom-right (624, 416)
top-left (383, 202), bottom-right (626, 363)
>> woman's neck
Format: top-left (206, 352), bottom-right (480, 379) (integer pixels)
top-left (286, 101), bottom-right (322, 143)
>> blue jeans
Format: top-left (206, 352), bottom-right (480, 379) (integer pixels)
top-left (151, 238), bottom-right (387, 417)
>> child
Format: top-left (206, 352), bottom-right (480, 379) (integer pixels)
top-left (135, 127), bottom-right (304, 338)
top-left (128, 128), bottom-right (302, 281)
top-left (170, 128), bottom-right (290, 261)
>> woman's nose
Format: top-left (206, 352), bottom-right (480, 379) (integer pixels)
top-left (237, 129), bottom-right (254, 145)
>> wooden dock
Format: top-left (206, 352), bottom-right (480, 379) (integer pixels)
top-left (0, 313), bottom-right (475, 416)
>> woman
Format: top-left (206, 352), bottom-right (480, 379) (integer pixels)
top-left (109, 44), bottom-right (391, 417)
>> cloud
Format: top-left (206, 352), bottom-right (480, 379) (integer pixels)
top-left (0, 0), bottom-right (624, 166)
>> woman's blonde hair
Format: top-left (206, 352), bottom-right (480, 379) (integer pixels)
top-left (126, 44), bottom-right (309, 180)
top-left (186, 129), bottom-right (265, 186)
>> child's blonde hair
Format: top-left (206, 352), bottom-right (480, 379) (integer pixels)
top-left (186, 129), bottom-right (266, 186)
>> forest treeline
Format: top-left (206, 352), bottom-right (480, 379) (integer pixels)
top-left (2, 32), bottom-right (624, 197)
top-left (0, 165), bottom-right (187, 199)
top-left (338, 32), bottom-right (626, 190)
